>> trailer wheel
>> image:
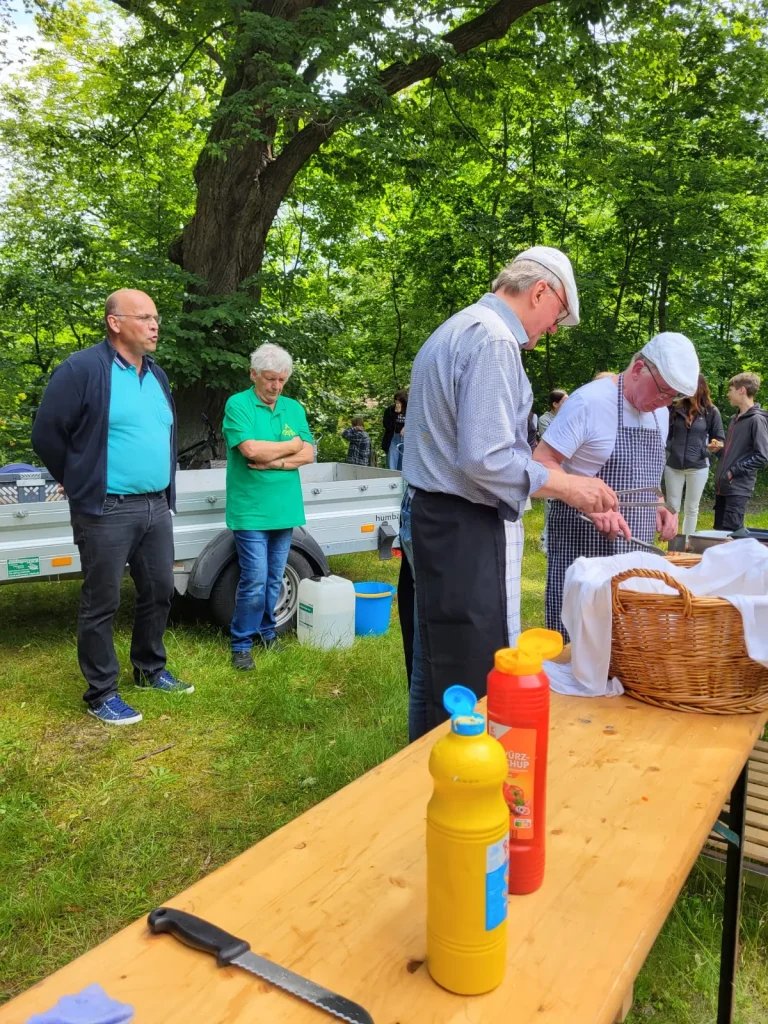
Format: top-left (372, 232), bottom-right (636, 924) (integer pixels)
top-left (207, 549), bottom-right (316, 634)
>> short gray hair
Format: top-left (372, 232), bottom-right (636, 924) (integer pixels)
top-left (492, 259), bottom-right (561, 295)
top-left (250, 343), bottom-right (293, 377)
top-left (630, 351), bottom-right (657, 372)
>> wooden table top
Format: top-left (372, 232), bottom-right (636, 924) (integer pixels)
top-left (3, 694), bottom-right (765, 1024)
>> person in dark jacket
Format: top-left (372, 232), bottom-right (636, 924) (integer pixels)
top-left (713, 372), bottom-right (768, 531)
top-left (31, 289), bottom-right (192, 726)
top-left (382, 390), bottom-right (408, 471)
top-left (664, 374), bottom-right (724, 536)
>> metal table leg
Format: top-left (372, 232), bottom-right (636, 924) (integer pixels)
top-left (715, 761), bottom-right (748, 1024)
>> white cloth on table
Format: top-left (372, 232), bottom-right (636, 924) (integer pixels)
top-left (543, 539), bottom-right (768, 698)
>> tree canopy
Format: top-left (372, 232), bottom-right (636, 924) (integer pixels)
top-left (1, 0), bottom-right (768, 459)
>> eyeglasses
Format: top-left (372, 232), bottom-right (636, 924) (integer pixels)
top-left (642, 361), bottom-right (680, 400)
top-left (546, 283), bottom-right (570, 325)
top-left (109, 313), bottom-right (162, 326)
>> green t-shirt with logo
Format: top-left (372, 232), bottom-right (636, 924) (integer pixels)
top-left (222, 388), bottom-right (313, 531)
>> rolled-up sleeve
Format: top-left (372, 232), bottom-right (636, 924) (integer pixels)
top-left (455, 337), bottom-right (549, 517)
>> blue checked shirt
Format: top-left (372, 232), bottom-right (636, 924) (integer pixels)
top-left (341, 427), bottom-right (372, 466)
top-left (402, 294), bottom-right (549, 522)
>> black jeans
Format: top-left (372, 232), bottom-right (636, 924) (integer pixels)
top-left (714, 494), bottom-right (750, 532)
top-left (71, 493), bottom-right (174, 706)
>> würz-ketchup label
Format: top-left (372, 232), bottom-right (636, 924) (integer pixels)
top-left (487, 722), bottom-right (536, 841)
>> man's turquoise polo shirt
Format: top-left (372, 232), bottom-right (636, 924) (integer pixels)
top-left (107, 354), bottom-right (173, 494)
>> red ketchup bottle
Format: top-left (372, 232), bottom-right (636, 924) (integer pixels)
top-left (487, 628), bottom-right (563, 895)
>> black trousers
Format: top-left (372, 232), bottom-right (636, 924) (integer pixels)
top-left (410, 490), bottom-right (508, 732)
top-left (71, 493), bottom-right (174, 705)
top-left (714, 494), bottom-right (750, 532)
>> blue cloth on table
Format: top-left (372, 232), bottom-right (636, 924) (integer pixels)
top-left (24, 984), bottom-right (134, 1024)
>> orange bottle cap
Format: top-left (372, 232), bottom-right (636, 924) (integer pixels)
top-left (494, 628), bottom-right (563, 675)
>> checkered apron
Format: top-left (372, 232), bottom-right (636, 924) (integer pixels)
top-left (545, 374), bottom-right (666, 641)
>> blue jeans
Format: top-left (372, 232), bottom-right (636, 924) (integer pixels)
top-left (387, 438), bottom-right (403, 471)
top-left (399, 491), bottom-right (426, 742)
top-left (231, 529), bottom-right (293, 651)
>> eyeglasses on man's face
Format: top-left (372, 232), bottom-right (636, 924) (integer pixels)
top-left (546, 283), bottom-right (570, 325)
top-left (110, 313), bottom-right (162, 326)
top-left (643, 361), bottom-right (680, 400)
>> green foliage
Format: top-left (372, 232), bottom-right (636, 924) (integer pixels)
top-left (3, 0), bottom-right (768, 460)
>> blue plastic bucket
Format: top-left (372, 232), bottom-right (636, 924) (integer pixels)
top-left (353, 582), bottom-right (396, 636)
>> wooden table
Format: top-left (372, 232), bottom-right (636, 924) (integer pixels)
top-left (3, 694), bottom-right (765, 1024)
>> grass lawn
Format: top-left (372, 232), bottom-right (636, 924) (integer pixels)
top-left (2, 500), bottom-right (768, 1021)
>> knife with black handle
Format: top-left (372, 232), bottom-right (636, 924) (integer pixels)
top-left (148, 908), bottom-right (374, 1024)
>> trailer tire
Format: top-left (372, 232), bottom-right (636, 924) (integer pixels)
top-left (207, 548), bottom-right (316, 635)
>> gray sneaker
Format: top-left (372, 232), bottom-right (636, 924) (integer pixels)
top-left (232, 650), bottom-right (255, 671)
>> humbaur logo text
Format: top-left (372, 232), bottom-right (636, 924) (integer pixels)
top-left (375, 513), bottom-right (399, 523)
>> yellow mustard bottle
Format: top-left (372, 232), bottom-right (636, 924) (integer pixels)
top-left (427, 685), bottom-right (509, 995)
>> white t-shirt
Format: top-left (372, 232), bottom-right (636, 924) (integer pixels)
top-left (542, 376), bottom-right (669, 477)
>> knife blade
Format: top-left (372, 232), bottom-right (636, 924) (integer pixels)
top-left (577, 513), bottom-right (667, 556)
top-left (147, 908), bottom-right (374, 1024)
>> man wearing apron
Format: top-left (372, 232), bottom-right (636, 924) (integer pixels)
top-left (534, 332), bottom-right (700, 642)
top-left (401, 247), bottom-right (619, 739)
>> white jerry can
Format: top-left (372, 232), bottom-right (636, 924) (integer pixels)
top-left (296, 574), bottom-right (356, 649)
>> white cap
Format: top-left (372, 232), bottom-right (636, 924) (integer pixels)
top-left (513, 246), bottom-right (580, 326)
top-left (640, 332), bottom-right (699, 396)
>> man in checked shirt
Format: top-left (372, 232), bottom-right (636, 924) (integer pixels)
top-left (401, 247), bottom-right (618, 740)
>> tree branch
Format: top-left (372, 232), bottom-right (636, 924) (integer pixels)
top-left (379, 0), bottom-right (552, 95)
top-left (113, 23), bottom-right (232, 146)
top-left (106, 0), bottom-right (226, 69)
top-left (264, 0), bottom-right (551, 198)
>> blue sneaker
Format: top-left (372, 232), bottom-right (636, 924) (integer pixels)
top-left (134, 669), bottom-right (194, 694)
top-left (88, 695), bottom-right (143, 726)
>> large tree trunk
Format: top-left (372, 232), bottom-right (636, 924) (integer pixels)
top-left (165, 0), bottom-right (553, 438)
top-left (171, 0), bottom-right (552, 294)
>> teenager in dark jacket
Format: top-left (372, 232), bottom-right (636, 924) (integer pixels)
top-left (382, 389), bottom-right (408, 471)
top-left (713, 372), bottom-right (768, 531)
top-left (664, 374), bottom-right (724, 535)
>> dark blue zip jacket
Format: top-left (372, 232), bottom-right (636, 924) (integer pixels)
top-left (31, 339), bottom-right (177, 515)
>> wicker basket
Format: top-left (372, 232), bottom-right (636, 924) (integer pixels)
top-left (609, 567), bottom-right (768, 714)
top-left (664, 551), bottom-right (702, 568)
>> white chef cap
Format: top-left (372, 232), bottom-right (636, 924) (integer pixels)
top-left (513, 246), bottom-right (580, 327)
top-left (640, 332), bottom-right (699, 396)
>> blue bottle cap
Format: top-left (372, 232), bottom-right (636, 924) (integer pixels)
top-left (444, 686), bottom-right (485, 736)
top-left (443, 685), bottom-right (477, 717)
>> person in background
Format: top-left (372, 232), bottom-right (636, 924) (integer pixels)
top-left (382, 390), bottom-right (408, 471)
top-left (342, 416), bottom-right (372, 466)
top-left (536, 389), bottom-right (568, 553)
top-left (593, 371), bottom-right (615, 381)
top-left (31, 289), bottom-right (191, 726)
top-left (713, 372), bottom-right (768, 532)
top-left (664, 374), bottom-right (724, 536)
top-left (534, 333), bottom-right (699, 642)
top-left (537, 389), bottom-right (568, 438)
top-left (401, 246), bottom-right (618, 739)
top-left (222, 343), bottom-right (314, 670)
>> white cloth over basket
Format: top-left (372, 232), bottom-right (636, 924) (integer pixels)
top-left (544, 539), bottom-right (768, 698)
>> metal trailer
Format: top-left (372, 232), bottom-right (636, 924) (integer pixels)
top-left (0, 464), bottom-right (403, 633)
